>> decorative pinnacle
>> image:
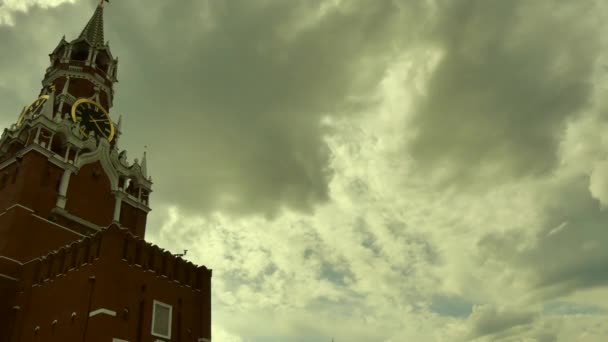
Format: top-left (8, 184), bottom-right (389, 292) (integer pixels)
top-left (141, 146), bottom-right (148, 178)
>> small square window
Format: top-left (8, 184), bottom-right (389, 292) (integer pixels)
top-left (151, 300), bottom-right (172, 339)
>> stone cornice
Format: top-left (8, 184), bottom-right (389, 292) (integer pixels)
top-left (117, 189), bottom-right (152, 213)
top-left (0, 273), bottom-right (18, 282)
top-left (0, 256), bottom-right (23, 265)
top-left (31, 212), bottom-right (86, 238)
top-left (0, 143), bottom-right (78, 174)
top-left (51, 207), bottom-right (102, 232)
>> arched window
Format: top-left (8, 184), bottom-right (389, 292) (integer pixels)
top-left (49, 133), bottom-right (67, 157)
top-left (95, 50), bottom-right (111, 73)
top-left (71, 42), bottom-right (89, 62)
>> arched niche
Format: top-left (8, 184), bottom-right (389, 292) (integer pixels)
top-left (49, 131), bottom-right (68, 157)
top-left (95, 49), bottom-right (111, 74)
top-left (70, 41), bottom-right (90, 62)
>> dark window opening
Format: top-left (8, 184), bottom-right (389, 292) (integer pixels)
top-left (71, 43), bottom-right (89, 62)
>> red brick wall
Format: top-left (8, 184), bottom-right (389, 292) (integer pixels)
top-left (0, 152), bottom-right (62, 218)
top-left (0, 276), bottom-right (18, 342)
top-left (119, 201), bottom-right (148, 237)
top-left (10, 227), bottom-right (211, 342)
top-left (0, 206), bottom-right (83, 263)
top-left (0, 163), bottom-right (21, 212)
top-left (67, 77), bottom-right (95, 100)
top-left (65, 161), bottom-right (115, 227)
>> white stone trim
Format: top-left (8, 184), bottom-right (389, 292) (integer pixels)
top-left (112, 339), bottom-right (130, 342)
top-left (75, 138), bottom-right (119, 191)
top-left (120, 190), bottom-right (152, 213)
top-left (6, 203), bottom-right (35, 213)
top-left (50, 207), bottom-right (101, 232)
top-left (198, 338), bottom-right (211, 342)
top-left (89, 308), bottom-right (117, 317)
top-left (0, 141), bottom-right (76, 174)
top-left (151, 300), bottom-right (173, 340)
top-left (56, 169), bottom-right (72, 209)
top-left (0, 273), bottom-right (18, 281)
top-left (30, 213), bottom-right (85, 237)
top-left (56, 195), bottom-right (67, 209)
top-left (113, 192), bottom-right (123, 222)
top-left (0, 255), bottom-right (23, 265)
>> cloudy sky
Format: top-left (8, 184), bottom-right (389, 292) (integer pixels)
top-left (2, 0), bottom-right (608, 340)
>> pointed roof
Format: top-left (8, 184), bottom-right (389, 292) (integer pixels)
top-left (78, 2), bottom-right (106, 47)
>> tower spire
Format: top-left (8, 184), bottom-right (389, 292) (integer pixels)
top-left (78, 0), bottom-right (109, 47)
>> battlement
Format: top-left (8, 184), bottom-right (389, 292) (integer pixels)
top-left (19, 234), bottom-right (102, 288)
top-left (119, 227), bottom-right (211, 290)
top-left (17, 223), bottom-right (211, 292)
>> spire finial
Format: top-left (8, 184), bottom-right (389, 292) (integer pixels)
top-left (99, 0), bottom-right (109, 8)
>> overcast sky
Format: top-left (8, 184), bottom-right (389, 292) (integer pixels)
top-left (2, 0), bottom-right (608, 341)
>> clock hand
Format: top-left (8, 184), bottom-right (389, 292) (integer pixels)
top-left (91, 119), bottom-right (108, 136)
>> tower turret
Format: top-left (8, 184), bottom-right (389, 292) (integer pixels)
top-left (0, 0), bottom-right (152, 262)
top-left (44, 0), bottom-right (117, 117)
top-left (0, 3), bottom-right (211, 341)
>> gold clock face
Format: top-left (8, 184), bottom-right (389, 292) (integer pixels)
top-left (17, 95), bottom-right (49, 126)
top-left (71, 99), bottom-right (115, 142)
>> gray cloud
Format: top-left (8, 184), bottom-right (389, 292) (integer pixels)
top-left (406, 0), bottom-right (602, 189)
top-left (477, 175), bottom-right (608, 301)
top-left (430, 294), bottom-right (474, 318)
top-left (468, 304), bottom-right (538, 339)
top-left (0, 0), bottom-right (428, 220)
top-left (105, 0), bottom-right (429, 219)
top-left (4, 1), bottom-right (608, 341)
top-left (543, 301), bottom-right (608, 316)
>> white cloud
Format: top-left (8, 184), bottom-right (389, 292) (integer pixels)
top-left (589, 160), bottom-right (608, 207)
top-left (144, 37), bottom-right (608, 340)
top-left (0, 0), bottom-right (76, 26)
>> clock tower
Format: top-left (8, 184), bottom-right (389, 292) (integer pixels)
top-left (0, 2), bottom-right (212, 341)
